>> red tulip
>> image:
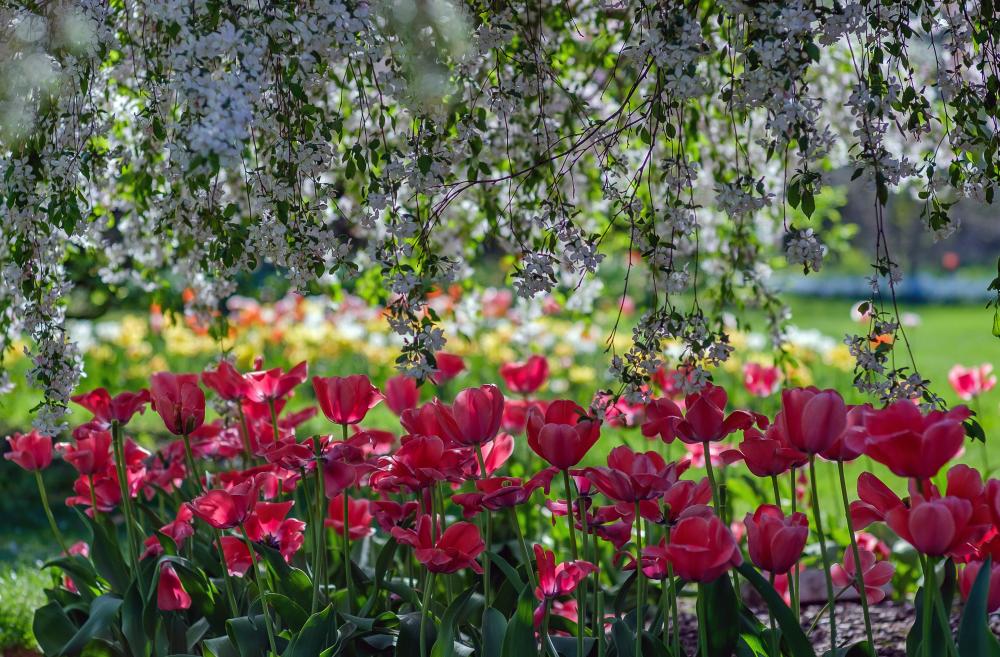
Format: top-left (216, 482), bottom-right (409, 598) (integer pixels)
top-left (188, 480), bottom-right (258, 529)
top-left (819, 404), bottom-right (870, 462)
top-left (66, 473), bottom-right (121, 515)
top-left (384, 375), bottom-right (420, 416)
top-left (673, 384), bottom-right (753, 444)
top-left (948, 364), bottom-right (996, 401)
top-left (776, 387), bottom-right (847, 455)
top-left (501, 399), bottom-right (549, 433)
top-left (453, 474), bottom-right (552, 518)
top-left (369, 435), bottom-right (470, 492)
top-left (71, 388), bottom-right (151, 428)
top-left (885, 495), bottom-right (980, 557)
top-left (849, 400), bottom-right (970, 479)
top-left (219, 536), bottom-right (253, 576)
top-left (744, 504), bottom-right (809, 575)
top-left (150, 372), bottom-right (206, 435)
top-left (58, 431), bottom-right (112, 475)
top-left (469, 433), bottom-right (515, 477)
top-left (732, 427), bottom-right (805, 477)
top-left (959, 560), bottom-right (1000, 613)
top-left (533, 544), bottom-right (597, 600)
top-left (584, 446), bottom-right (686, 502)
top-left (243, 501), bottom-right (306, 562)
top-left (5, 431), bottom-right (53, 471)
top-left (640, 398), bottom-right (684, 444)
top-left (849, 472), bottom-right (904, 529)
top-left (157, 564), bottom-right (192, 611)
top-left (526, 400), bottom-right (601, 470)
top-left (434, 385), bottom-right (504, 446)
top-left (430, 352), bottom-right (465, 385)
top-left (326, 494), bottom-right (374, 540)
top-left (743, 363), bottom-right (781, 397)
top-left (988, 479), bottom-right (1000, 530)
top-left (831, 548), bottom-right (894, 604)
top-left (313, 374), bottom-right (382, 425)
top-left (202, 361), bottom-right (251, 401)
top-left (500, 355), bottom-right (549, 394)
top-left (245, 361), bottom-right (308, 403)
top-left (649, 511), bottom-right (742, 582)
top-left (391, 515), bottom-right (485, 574)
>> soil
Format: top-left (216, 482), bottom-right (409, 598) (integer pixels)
top-left (669, 601), bottom-right (1000, 656)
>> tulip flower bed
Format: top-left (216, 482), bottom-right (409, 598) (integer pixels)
top-left (6, 357), bottom-right (1000, 657)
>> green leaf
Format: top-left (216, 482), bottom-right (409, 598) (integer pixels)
top-left (486, 551), bottom-right (525, 591)
top-left (736, 563), bottom-right (817, 657)
top-left (227, 615), bottom-right (275, 657)
top-left (32, 603), bottom-right (78, 657)
top-left (284, 605), bottom-right (337, 657)
top-left (430, 586), bottom-right (477, 657)
top-left (122, 579), bottom-right (150, 657)
top-left (957, 557), bottom-right (1000, 657)
top-left (610, 619), bottom-right (635, 657)
top-left (85, 514), bottom-right (130, 593)
top-left (395, 612), bottom-right (432, 657)
top-left (697, 577), bottom-right (738, 656)
top-left (501, 587), bottom-right (536, 657)
top-left (263, 593), bottom-right (309, 634)
top-left (204, 636), bottom-right (241, 657)
top-left (482, 608), bottom-right (507, 657)
top-left (59, 594), bottom-right (124, 656)
top-left (43, 556), bottom-right (99, 600)
top-left (820, 642), bottom-right (874, 657)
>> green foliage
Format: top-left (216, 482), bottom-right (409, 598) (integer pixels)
top-left (0, 563), bottom-right (49, 651)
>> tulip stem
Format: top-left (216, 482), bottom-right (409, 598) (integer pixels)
top-left (836, 461), bottom-right (875, 652)
top-left (808, 456), bottom-right (837, 654)
top-left (768, 572), bottom-right (779, 657)
top-left (239, 523), bottom-right (279, 657)
top-left (181, 433), bottom-right (205, 492)
top-left (313, 438), bottom-right (327, 613)
top-left (788, 468), bottom-right (800, 618)
top-left (474, 444), bottom-right (492, 607)
top-left (88, 474), bottom-right (100, 521)
top-left (267, 398), bottom-right (281, 445)
top-left (214, 529), bottom-right (239, 617)
top-left (920, 555), bottom-right (935, 657)
top-left (34, 470), bottom-right (68, 555)
top-left (562, 470), bottom-right (580, 560)
top-left (420, 572), bottom-right (435, 657)
top-left (111, 421), bottom-right (142, 594)
top-left (696, 585), bottom-right (709, 657)
top-left (540, 601), bottom-right (559, 657)
top-left (664, 524), bottom-right (680, 657)
top-left (563, 470), bottom-right (584, 657)
top-left (634, 501), bottom-right (644, 657)
top-left (236, 403), bottom-right (254, 464)
top-left (341, 424), bottom-right (354, 613)
top-left (703, 442), bottom-right (722, 512)
top-left (507, 507), bottom-right (537, 591)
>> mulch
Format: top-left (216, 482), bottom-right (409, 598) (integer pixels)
top-left (668, 600), bottom-right (1000, 656)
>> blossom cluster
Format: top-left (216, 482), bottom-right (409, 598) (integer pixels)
top-left (3, 0), bottom-right (998, 428)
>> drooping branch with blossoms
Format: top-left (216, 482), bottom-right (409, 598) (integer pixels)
top-left (1, 0), bottom-right (999, 431)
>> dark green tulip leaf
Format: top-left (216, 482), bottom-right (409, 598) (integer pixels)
top-left (957, 557), bottom-right (1000, 657)
top-left (482, 607), bottom-right (507, 657)
top-left (697, 576), bottom-right (739, 657)
top-left (32, 602), bottom-right (78, 657)
top-left (430, 586), bottom-right (477, 657)
top-left (501, 586), bottom-right (536, 657)
top-left (58, 594), bottom-right (123, 656)
top-left (736, 563), bottom-right (817, 657)
top-left (284, 604), bottom-right (337, 657)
